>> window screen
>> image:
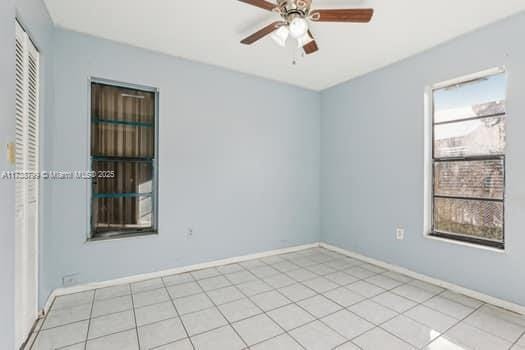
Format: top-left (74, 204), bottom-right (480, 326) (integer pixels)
top-left (431, 70), bottom-right (506, 249)
top-left (90, 81), bottom-right (157, 239)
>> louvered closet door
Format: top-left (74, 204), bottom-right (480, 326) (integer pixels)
top-left (15, 21), bottom-right (39, 348)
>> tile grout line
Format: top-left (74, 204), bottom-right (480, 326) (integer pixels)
top-left (450, 303), bottom-right (525, 347)
top-left (39, 247), bottom-right (525, 350)
top-left (25, 295), bottom-right (59, 350)
top-left (113, 251), bottom-right (524, 348)
top-left (278, 257), bottom-right (415, 348)
top-left (39, 250), bottom-right (433, 349)
top-left (329, 272), bottom-right (514, 349)
top-left (297, 257), bottom-right (449, 349)
top-left (371, 278), bottom-right (523, 349)
top-left (372, 291), bottom-right (457, 349)
top-left (223, 261), bottom-right (309, 350)
top-left (509, 330), bottom-right (525, 349)
top-left (39, 293), bottom-right (464, 350)
top-left (47, 282), bottom-right (477, 350)
top-left (139, 249), bottom-right (524, 349)
top-left (275, 251), bottom-right (407, 349)
top-left (232, 250), bottom-right (380, 349)
top-left (192, 272), bottom-right (252, 350)
top-left (343, 283), bottom-right (487, 349)
top-left (266, 256), bottom-right (407, 349)
top-left (159, 276), bottom-right (197, 350)
top-left (252, 251), bottom-right (472, 350)
top-left (181, 259), bottom-right (305, 348)
top-left (261, 257), bottom-right (365, 347)
top-left (419, 298), bottom-right (486, 349)
top-left (129, 283), bottom-right (142, 350)
top-left (39, 249), bottom-right (373, 334)
top-left (83, 289), bottom-right (97, 350)
top-left (17, 251), bottom-right (388, 348)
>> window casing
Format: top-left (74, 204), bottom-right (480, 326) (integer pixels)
top-left (430, 69), bottom-right (507, 249)
top-left (90, 80), bottom-right (158, 240)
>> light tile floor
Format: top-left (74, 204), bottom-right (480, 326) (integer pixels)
top-left (26, 248), bottom-right (525, 350)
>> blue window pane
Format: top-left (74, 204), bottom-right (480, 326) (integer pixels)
top-left (434, 73), bottom-right (506, 123)
top-left (434, 117), bottom-right (505, 158)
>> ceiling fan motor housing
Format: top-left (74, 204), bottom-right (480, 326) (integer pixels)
top-left (276, 0), bottom-right (312, 21)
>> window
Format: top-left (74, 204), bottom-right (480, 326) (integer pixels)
top-left (430, 69), bottom-right (507, 249)
top-left (90, 80), bottom-right (158, 239)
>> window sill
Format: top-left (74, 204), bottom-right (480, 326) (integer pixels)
top-left (86, 231), bottom-right (158, 244)
top-left (424, 233), bottom-right (506, 254)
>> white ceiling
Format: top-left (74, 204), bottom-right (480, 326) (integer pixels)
top-left (43, 0), bottom-right (525, 91)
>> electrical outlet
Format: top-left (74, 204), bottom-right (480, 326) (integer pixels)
top-left (396, 227), bottom-right (405, 240)
top-left (186, 227), bottom-right (193, 237)
top-left (62, 273), bottom-right (79, 287)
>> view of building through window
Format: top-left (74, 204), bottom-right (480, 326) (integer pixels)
top-left (431, 70), bottom-right (506, 248)
top-left (90, 81), bottom-right (157, 239)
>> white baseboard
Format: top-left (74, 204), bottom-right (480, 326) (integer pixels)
top-left (43, 241), bottom-right (524, 317)
top-left (43, 242), bottom-right (321, 315)
top-left (320, 242), bottom-right (525, 315)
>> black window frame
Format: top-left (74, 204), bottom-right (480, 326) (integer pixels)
top-left (88, 78), bottom-right (159, 241)
top-left (429, 70), bottom-right (507, 250)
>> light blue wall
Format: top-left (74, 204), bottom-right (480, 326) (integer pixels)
top-left (321, 13), bottom-right (525, 305)
top-left (42, 29), bottom-right (321, 306)
top-left (0, 1), bottom-right (16, 347)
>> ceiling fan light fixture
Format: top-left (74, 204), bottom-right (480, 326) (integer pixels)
top-left (271, 25), bottom-right (289, 47)
top-left (289, 17), bottom-right (308, 39)
top-left (297, 32), bottom-right (313, 48)
top-left (238, 0), bottom-right (375, 56)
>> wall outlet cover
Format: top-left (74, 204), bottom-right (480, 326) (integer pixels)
top-left (396, 228), bottom-right (405, 240)
top-left (62, 273), bottom-right (79, 287)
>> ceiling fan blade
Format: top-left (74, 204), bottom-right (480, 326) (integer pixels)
top-left (310, 8), bottom-right (374, 22)
top-left (238, 0), bottom-right (277, 11)
top-left (241, 21), bottom-right (285, 45)
top-left (303, 31), bottom-right (319, 55)
top-left (303, 40), bottom-right (319, 55)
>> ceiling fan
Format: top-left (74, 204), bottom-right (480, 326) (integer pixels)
top-left (238, 0), bottom-right (374, 55)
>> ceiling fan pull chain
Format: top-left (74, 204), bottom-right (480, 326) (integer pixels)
top-left (292, 46), bottom-right (305, 65)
